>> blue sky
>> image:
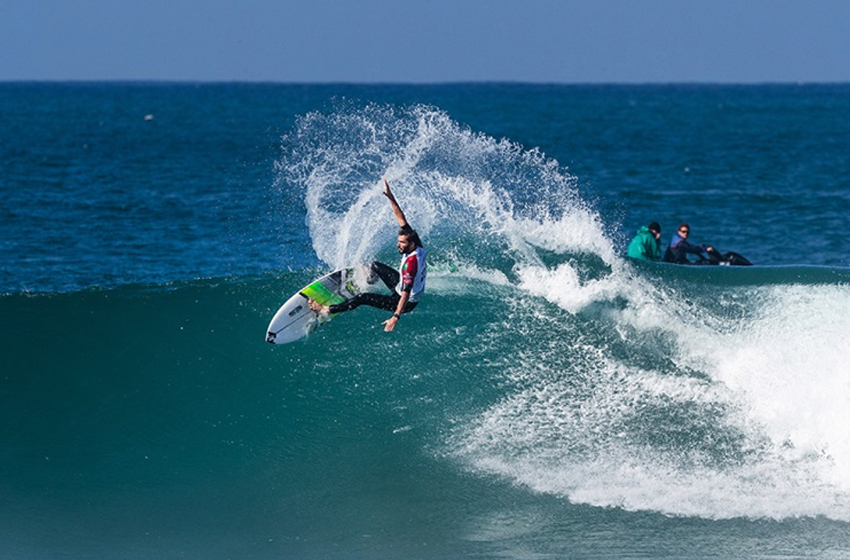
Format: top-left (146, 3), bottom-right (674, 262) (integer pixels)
top-left (3, 0), bottom-right (850, 82)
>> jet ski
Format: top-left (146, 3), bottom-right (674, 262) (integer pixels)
top-left (696, 247), bottom-right (753, 266)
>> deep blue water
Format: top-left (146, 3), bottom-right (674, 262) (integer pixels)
top-left (3, 83), bottom-right (850, 293)
top-left (2, 83), bottom-right (850, 559)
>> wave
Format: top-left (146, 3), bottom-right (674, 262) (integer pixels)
top-left (4, 262), bottom-right (850, 524)
top-left (6, 102), bottom-right (850, 531)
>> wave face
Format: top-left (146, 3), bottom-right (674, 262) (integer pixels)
top-left (4, 89), bottom-right (850, 558)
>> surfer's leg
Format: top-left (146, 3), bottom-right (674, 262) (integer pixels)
top-left (329, 292), bottom-right (399, 314)
top-left (369, 261), bottom-right (400, 292)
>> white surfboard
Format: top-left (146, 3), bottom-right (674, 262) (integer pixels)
top-left (266, 268), bottom-right (359, 344)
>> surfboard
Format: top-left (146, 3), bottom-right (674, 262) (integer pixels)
top-left (265, 268), bottom-right (359, 344)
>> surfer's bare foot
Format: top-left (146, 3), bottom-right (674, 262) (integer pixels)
top-left (307, 298), bottom-right (330, 317)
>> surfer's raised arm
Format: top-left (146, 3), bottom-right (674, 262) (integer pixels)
top-left (303, 177), bottom-right (426, 335)
top-left (383, 178), bottom-right (409, 228)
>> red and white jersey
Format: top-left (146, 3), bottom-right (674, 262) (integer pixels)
top-left (396, 246), bottom-right (427, 302)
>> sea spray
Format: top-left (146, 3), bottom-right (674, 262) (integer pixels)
top-left (276, 102), bottom-right (605, 275)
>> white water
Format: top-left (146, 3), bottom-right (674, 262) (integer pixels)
top-left (458, 262), bottom-right (850, 520)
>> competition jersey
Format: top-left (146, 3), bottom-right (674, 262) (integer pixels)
top-left (396, 246), bottom-right (427, 302)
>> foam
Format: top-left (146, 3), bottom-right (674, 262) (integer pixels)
top-left (515, 263), bottom-right (622, 314)
top-left (708, 285), bottom-right (850, 491)
top-left (455, 275), bottom-right (850, 520)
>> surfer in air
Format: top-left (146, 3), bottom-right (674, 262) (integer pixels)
top-left (308, 178), bottom-right (427, 332)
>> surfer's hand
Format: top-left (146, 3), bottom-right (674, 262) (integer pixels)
top-left (382, 178), bottom-right (394, 200)
top-left (307, 298), bottom-right (329, 317)
top-left (382, 316), bottom-right (399, 332)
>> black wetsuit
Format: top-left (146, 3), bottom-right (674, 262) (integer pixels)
top-left (663, 235), bottom-right (705, 264)
top-left (328, 261), bottom-right (419, 314)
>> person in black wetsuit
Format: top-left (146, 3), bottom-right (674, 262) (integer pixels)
top-left (308, 179), bottom-right (427, 332)
top-left (663, 223), bottom-right (713, 264)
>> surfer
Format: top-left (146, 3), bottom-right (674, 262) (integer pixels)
top-left (308, 179), bottom-right (427, 332)
top-left (626, 222), bottom-right (662, 261)
top-left (663, 223), bottom-right (713, 264)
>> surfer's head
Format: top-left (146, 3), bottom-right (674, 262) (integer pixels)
top-left (397, 225), bottom-right (422, 253)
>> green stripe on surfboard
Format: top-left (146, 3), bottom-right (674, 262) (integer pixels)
top-left (301, 281), bottom-right (346, 306)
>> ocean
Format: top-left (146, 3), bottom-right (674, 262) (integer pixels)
top-left (2, 83), bottom-right (850, 559)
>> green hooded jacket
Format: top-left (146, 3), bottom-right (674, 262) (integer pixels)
top-left (627, 226), bottom-right (661, 261)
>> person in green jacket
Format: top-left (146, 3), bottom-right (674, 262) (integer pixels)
top-left (627, 222), bottom-right (662, 261)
